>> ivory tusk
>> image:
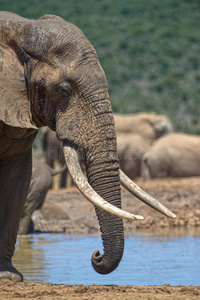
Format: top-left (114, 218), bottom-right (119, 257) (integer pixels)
top-left (120, 170), bottom-right (176, 219)
top-left (63, 143), bottom-right (144, 221)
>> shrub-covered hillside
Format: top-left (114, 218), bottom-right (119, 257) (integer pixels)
top-left (1, 0), bottom-right (200, 133)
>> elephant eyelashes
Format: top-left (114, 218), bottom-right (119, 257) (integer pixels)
top-left (59, 82), bottom-right (72, 95)
top-left (61, 85), bottom-right (71, 94)
top-left (52, 83), bottom-right (72, 99)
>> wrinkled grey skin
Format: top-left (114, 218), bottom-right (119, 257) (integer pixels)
top-left (18, 155), bottom-right (66, 235)
top-left (0, 12), bottom-right (124, 281)
top-left (141, 133), bottom-right (200, 179)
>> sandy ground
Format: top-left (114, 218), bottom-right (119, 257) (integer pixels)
top-left (1, 279), bottom-right (200, 299)
top-left (2, 177), bottom-right (200, 299)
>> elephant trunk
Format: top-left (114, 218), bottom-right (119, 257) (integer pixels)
top-left (62, 137), bottom-right (176, 274)
top-left (86, 146), bottom-right (124, 274)
top-left (63, 141), bottom-right (125, 274)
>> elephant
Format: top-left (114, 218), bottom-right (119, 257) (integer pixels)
top-left (117, 133), bottom-right (150, 179)
top-left (18, 155), bottom-right (66, 235)
top-left (114, 112), bottom-right (173, 143)
top-left (0, 12), bottom-right (175, 282)
top-left (141, 133), bottom-right (200, 179)
top-left (41, 126), bottom-right (86, 187)
top-left (41, 126), bottom-right (73, 187)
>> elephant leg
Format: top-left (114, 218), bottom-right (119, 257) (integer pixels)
top-left (19, 188), bottom-right (48, 235)
top-left (19, 187), bottom-right (37, 235)
top-left (60, 168), bottom-right (67, 188)
top-left (18, 214), bottom-right (32, 235)
top-left (0, 149), bottom-right (32, 281)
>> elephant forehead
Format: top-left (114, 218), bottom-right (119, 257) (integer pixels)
top-left (32, 63), bottom-right (60, 84)
top-left (41, 20), bottom-right (97, 60)
top-left (66, 61), bottom-right (76, 72)
top-left (3, 15), bottom-right (97, 64)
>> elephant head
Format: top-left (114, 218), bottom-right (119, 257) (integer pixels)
top-left (0, 12), bottom-right (175, 279)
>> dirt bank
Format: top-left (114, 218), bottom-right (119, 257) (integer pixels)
top-left (33, 177), bottom-right (200, 234)
top-left (1, 279), bottom-right (200, 300)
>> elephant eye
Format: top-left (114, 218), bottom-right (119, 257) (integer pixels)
top-left (51, 82), bottom-right (72, 101)
top-left (59, 82), bottom-right (72, 96)
top-left (61, 85), bottom-right (71, 94)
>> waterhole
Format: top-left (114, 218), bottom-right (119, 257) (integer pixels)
top-left (13, 227), bottom-right (200, 286)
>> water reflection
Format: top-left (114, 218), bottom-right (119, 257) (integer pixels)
top-left (13, 228), bottom-right (200, 286)
top-left (13, 235), bottom-right (49, 282)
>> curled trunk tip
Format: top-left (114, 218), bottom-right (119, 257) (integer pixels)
top-left (91, 250), bottom-right (122, 274)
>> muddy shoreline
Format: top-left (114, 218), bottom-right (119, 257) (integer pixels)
top-left (33, 177), bottom-right (200, 234)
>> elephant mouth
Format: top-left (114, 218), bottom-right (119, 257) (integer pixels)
top-left (63, 141), bottom-right (176, 220)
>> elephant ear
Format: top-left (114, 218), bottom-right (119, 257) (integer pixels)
top-left (0, 13), bottom-right (67, 129)
top-left (0, 16), bottom-right (38, 129)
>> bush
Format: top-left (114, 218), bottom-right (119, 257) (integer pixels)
top-left (2, 0), bottom-right (200, 135)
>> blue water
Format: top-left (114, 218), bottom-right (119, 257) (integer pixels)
top-left (13, 229), bottom-right (200, 286)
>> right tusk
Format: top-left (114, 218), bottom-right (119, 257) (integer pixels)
top-left (120, 170), bottom-right (176, 219)
top-left (63, 142), bottom-right (144, 221)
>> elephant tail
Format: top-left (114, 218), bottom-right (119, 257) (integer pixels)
top-left (48, 164), bottom-right (67, 176)
top-left (140, 157), bottom-right (152, 180)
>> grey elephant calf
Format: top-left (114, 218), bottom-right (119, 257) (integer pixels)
top-left (18, 156), bottom-right (66, 234)
top-left (141, 133), bottom-right (200, 179)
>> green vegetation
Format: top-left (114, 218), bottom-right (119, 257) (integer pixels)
top-left (1, 0), bottom-right (200, 133)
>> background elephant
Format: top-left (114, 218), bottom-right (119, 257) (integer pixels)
top-left (114, 112), bottom-right (173, 143)
top-left (41, 127), bottom-right (69, 187)
top-left (18, 156), bottom-right (66, 235)
top-left (141, 133), bottom-right (200, 179)
top-left (117, 133), bottom-right (149, 179)
top-left (0, 12), bottom-right (174, 282)
top-left (41, 126), bottom-right (86, 187)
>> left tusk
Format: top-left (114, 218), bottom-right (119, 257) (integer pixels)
top-left (62, 142), bottom-right (144, 221)
top-left (120, 170), bottom-right (176, 219)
